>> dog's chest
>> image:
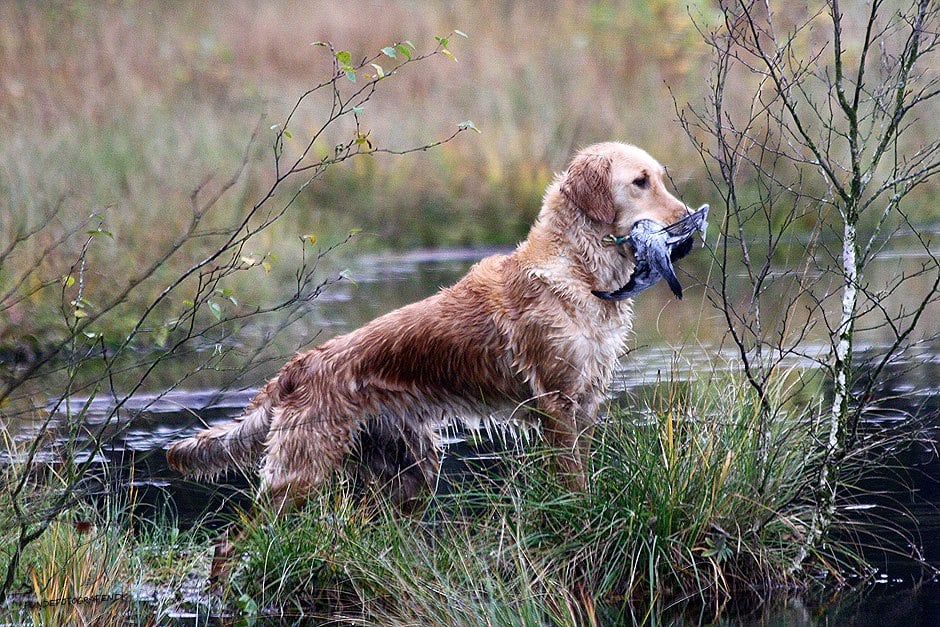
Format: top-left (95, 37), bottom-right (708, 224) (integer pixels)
top-left (571, 304), bottom-right (630, 362)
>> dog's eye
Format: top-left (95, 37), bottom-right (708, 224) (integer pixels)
top-left (632, 175), bottom-right (649, 189)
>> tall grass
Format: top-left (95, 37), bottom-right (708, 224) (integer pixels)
top-left (0, 0), bottom-right (717, 346)
top-left (3, 1), bottom-right (937, 348)
top-left (0, 459), bottom-right (218, 625)
top-left (0, 361), bottom-right (919, 623)
top-left (221, 366), bottom-right (860, 624)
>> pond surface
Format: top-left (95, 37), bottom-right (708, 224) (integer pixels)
top-left (6, 240), bottom-right (939, 624)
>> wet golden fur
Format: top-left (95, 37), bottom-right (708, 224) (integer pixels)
top-left (167, 142), bottom-right (690, 511)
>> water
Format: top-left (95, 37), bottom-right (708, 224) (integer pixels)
top-left (4, 241), bottom-right (939, 624)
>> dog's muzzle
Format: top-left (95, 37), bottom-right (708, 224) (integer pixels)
top-left (592, 204), bottom-right (709, 301)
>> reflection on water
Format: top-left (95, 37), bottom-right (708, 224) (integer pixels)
top-left (5, 239), bottom-right (939, 624)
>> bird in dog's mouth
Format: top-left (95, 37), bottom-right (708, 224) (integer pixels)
top-left (593, 204), bottom-right (709, 301)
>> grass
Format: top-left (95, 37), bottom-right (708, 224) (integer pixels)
top-left (0, 0), bottom-right (720, 348)
top-left (0, 360), bottom-right (921, 623)
top-left (2, 0), bottom-right (937, 353)
top-left (212, 366), bottom-right (851, 624)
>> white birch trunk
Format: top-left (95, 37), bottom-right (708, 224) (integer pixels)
top-left (791, 219), bottom-right (858, 573)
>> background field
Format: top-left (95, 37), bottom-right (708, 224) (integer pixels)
top-left (1, 0), bottom-right (937, 343)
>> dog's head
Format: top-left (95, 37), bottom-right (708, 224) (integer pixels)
top-left (560, 142), bottom-right (689, 236)
top-left (533, 142), bottom-right (704, 299)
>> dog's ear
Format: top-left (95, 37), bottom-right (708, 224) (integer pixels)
top-left (561, 152), bottom-right (616, 224)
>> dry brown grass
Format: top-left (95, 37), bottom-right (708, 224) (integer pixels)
top-left (0, 0), bottom-right (709, 228)
top-left (1, 0), bottom-right (936, 342)
top-left (0, 0), bottom-right (715, 340)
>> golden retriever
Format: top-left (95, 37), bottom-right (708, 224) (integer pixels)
top-left (167, 142), bottom-right (694, 514)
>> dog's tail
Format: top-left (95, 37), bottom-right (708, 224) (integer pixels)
top-left (167, 387), bottom-right (275, 481)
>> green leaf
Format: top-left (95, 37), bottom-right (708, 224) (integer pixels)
top-left (62, 274), bottom-right (76, 288)
top-left (395, 43), bottom-right (412, 60)
top-left (303, 233), bottom-right (318, 245)
top-left (335, 50), bottom-right (352, 65)
top-left (216, 288), bottom-right (237, 306)
top-left (344, 69), bottom-right (356, 82)
top-left (435, 36), bottom-right (449, 47)
top-left (283, 129), bottom-right (292, 139)
top-left (310, 41), bottom-right (328, 47)
top-left (86, 228), bottom-right (113, 238)
top-left (236, 593), bottom-right (258, 618)
top-left (338, 268), bottom-right (359, 287)
top-left (71, 297), bottom-right (90, 318)
top-left (352, 106), bottom-right (364, 115)
top-left (153, 324), bottom-right (169, 348)
top-left (209, 301), bottom-right (222, 321)
top-left (370, 63), bottom-right (385, 79)
top-left (441, 48), bottom-right (457, 62)
top-left (381, 46), bottom-right (397, 58)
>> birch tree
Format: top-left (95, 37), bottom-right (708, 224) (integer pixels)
top-left (680, 0), bottom-right (939, 572)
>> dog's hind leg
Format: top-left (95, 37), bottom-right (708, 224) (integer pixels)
top-left (209, 406), bottom-right (355, 581)
top-left (351, 413), bottom-right (440, 514)
top-left (259, 406), bottom-right (356, 513)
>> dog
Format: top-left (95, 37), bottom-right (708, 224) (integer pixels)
top-left (167, 142), bottom-right (695, 516)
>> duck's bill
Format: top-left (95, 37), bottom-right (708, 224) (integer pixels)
top-left (592, 204), bottom-right (709, 302)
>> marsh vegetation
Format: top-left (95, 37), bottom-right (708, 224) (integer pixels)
top-left (1, 0), bottom-right (938, 624)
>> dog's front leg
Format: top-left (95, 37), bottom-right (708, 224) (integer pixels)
top-left (537, 391), bottom-right (590, 489)
top-left (574, 390), bottom-right (603, 486)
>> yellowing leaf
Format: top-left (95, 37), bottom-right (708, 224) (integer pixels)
top-left (458, 120), bottom-right (481, 133)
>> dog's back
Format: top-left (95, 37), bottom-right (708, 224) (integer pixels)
top-left (166, 253), bottom-right (531, 493)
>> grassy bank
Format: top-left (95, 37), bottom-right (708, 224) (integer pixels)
top-left (2, 365), bottom-right (890, 624)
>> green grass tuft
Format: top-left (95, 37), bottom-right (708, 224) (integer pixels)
top-left (224, 367), bottom-right (854, 624)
